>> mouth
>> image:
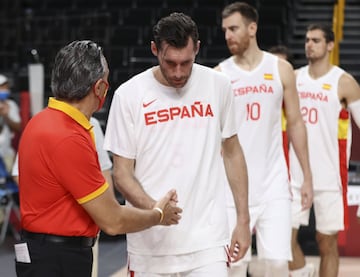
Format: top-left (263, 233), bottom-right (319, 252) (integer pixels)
top-left (171, 79), bottom-right (186, 87)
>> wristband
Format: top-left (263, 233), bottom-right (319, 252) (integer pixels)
top-left (153, 207), bottom-right (164, 223)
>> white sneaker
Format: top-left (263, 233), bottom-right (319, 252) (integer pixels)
top-left (289, 263), bottom-right (316, 277)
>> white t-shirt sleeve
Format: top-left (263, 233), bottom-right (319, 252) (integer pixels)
top-left (104, 86), bottom-right (137, 159)
top-left (219, 75), bottom-right (237, 139)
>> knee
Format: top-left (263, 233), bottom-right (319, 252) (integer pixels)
top-left (316, 232), bottom-right (338, 255)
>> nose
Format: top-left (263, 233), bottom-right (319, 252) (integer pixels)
top-left (174, 65), bottom-right (183, 78)
top-left (224, 29), bottom-right (231, 41)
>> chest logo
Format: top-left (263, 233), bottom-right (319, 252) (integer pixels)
top-left (143, 99), bottom-right (157, 108)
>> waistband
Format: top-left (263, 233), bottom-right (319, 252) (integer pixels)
top-left (21, 230), bottom-right (96, 248)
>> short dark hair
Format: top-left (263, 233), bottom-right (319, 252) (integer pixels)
top-left (51, 40), bottom-right (107, 101)
top-left (222, 2), bottom-right (258, 25)
top-left (307, 23), bottom-right (334, 43)
top-left (152, 12), bottom-right (199, 50)
top-left (268, 45), bottom-right (293, 61)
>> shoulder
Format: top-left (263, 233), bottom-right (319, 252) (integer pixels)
top-left (338, 69), bottom-right (358, 87)
top-left (276, 57), bottom-right (295, 83)
top-left (115, 69), bottom-right (151, 94)
top-left (213, 56), bottom-right (233, 72)
top-left (195, 63), bottom-right (231, 83)
top-left (338, 69), bottom-right (360, 102)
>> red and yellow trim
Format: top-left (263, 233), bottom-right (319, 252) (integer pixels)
top-left (338, 108), bottom-right (350, 229)
top-left (77, 182), bottom-right (109, 204)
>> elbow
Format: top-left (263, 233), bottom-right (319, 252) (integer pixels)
top-left (101, 226), bottom-right (121, 236)
top-left (100, 223), bottom-right (126, 236)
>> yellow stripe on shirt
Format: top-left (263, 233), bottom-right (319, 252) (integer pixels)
top-left (77, 182), bottom-right (109, 204)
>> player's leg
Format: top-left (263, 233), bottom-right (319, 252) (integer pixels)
top-left (316, 232), bottom-right (338, 277)
top-left (289, 228), bottom-right (306, 269)
top-left (314, 191), bottom-right (344, 277)
top-left (256, 199), bottom-right (292, 277)
top-left (264, 259), bottom-right (288, 277)
top-left (288, 187), bottom-right (315, 277)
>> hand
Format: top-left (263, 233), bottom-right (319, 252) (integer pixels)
top-left (301, 179), bottom-right (313, 210)
top-left (229, 222), bottom-right (251, 263)
top-left (154, 189), bottom-right (182, 226)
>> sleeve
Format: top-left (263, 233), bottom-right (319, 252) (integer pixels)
top-left (219, 74), bottom-right (238, 139)
top-left (90, 117), bottom-right (112, 171)
top-left (50, 134), bottom-right (107, 203)
top-left (104, 86), bottom-right (137, 159)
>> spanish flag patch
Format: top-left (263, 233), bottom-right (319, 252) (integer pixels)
top-left (264, 73), bottom-right (273, 80)
top-left (322, 83), bottom-right (331, 90)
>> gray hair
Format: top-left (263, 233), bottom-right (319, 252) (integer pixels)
top-left (51, 40), bottom-right (108, 101)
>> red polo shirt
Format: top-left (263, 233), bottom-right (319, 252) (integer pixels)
top-left (18, 98), bottom-right (108, 237)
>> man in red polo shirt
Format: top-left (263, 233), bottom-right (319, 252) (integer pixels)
top-left (15, 40), bottom-right (182, 277)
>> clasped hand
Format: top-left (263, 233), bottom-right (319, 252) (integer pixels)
top-left (155, 189), bottom-right (182, 226)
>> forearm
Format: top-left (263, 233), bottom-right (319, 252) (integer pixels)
top-left (83, 189), bottom-right (162, 235)
top-left (112, 155), bottom-right (156, 209)
top-left (223, 136), bottom-right (250, 224)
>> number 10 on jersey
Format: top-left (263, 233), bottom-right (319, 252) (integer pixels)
top-left (246, 102), bottom-right (261, 121)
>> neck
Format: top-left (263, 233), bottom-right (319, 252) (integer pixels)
top-left (308, 58), bottom-right (333, 79)
top-left (65, 98), bottom-right (93, 121)
top-left (233, 45), bottom-right (263, 71)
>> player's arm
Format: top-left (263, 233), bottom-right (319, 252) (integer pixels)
top-left (280, 59), bottom-right (313, 210)
top-left (112, 154), bottom-right (160, 209)
top-left (82, 153), bottom-right (182, 235)
top-left (339, 72), bottom-right (360, 129)
top-left (82, 185), bottom-right (182, 235)
top-left (222, 134), bottom-right (251, 262)
top-left (102, 168), bottom-right (114, 196)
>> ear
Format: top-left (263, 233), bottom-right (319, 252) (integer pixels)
top-left (327, 40), bottom-right (335, 52)
top-left (195, 40), bottom-right (200, 55)
top-left (93, 79), bottom-right (102, 96)
top-left (248, 22), bottom-right (257, 37)
top-left (151, 41), bottom-right (158, 57)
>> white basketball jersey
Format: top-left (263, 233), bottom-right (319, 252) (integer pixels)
top-left (289, 65), bottom-right (351, 191)
top-left (104, 64), bottom-right (237, 258)
top-left (219, 52), bottom-right (290, 206)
